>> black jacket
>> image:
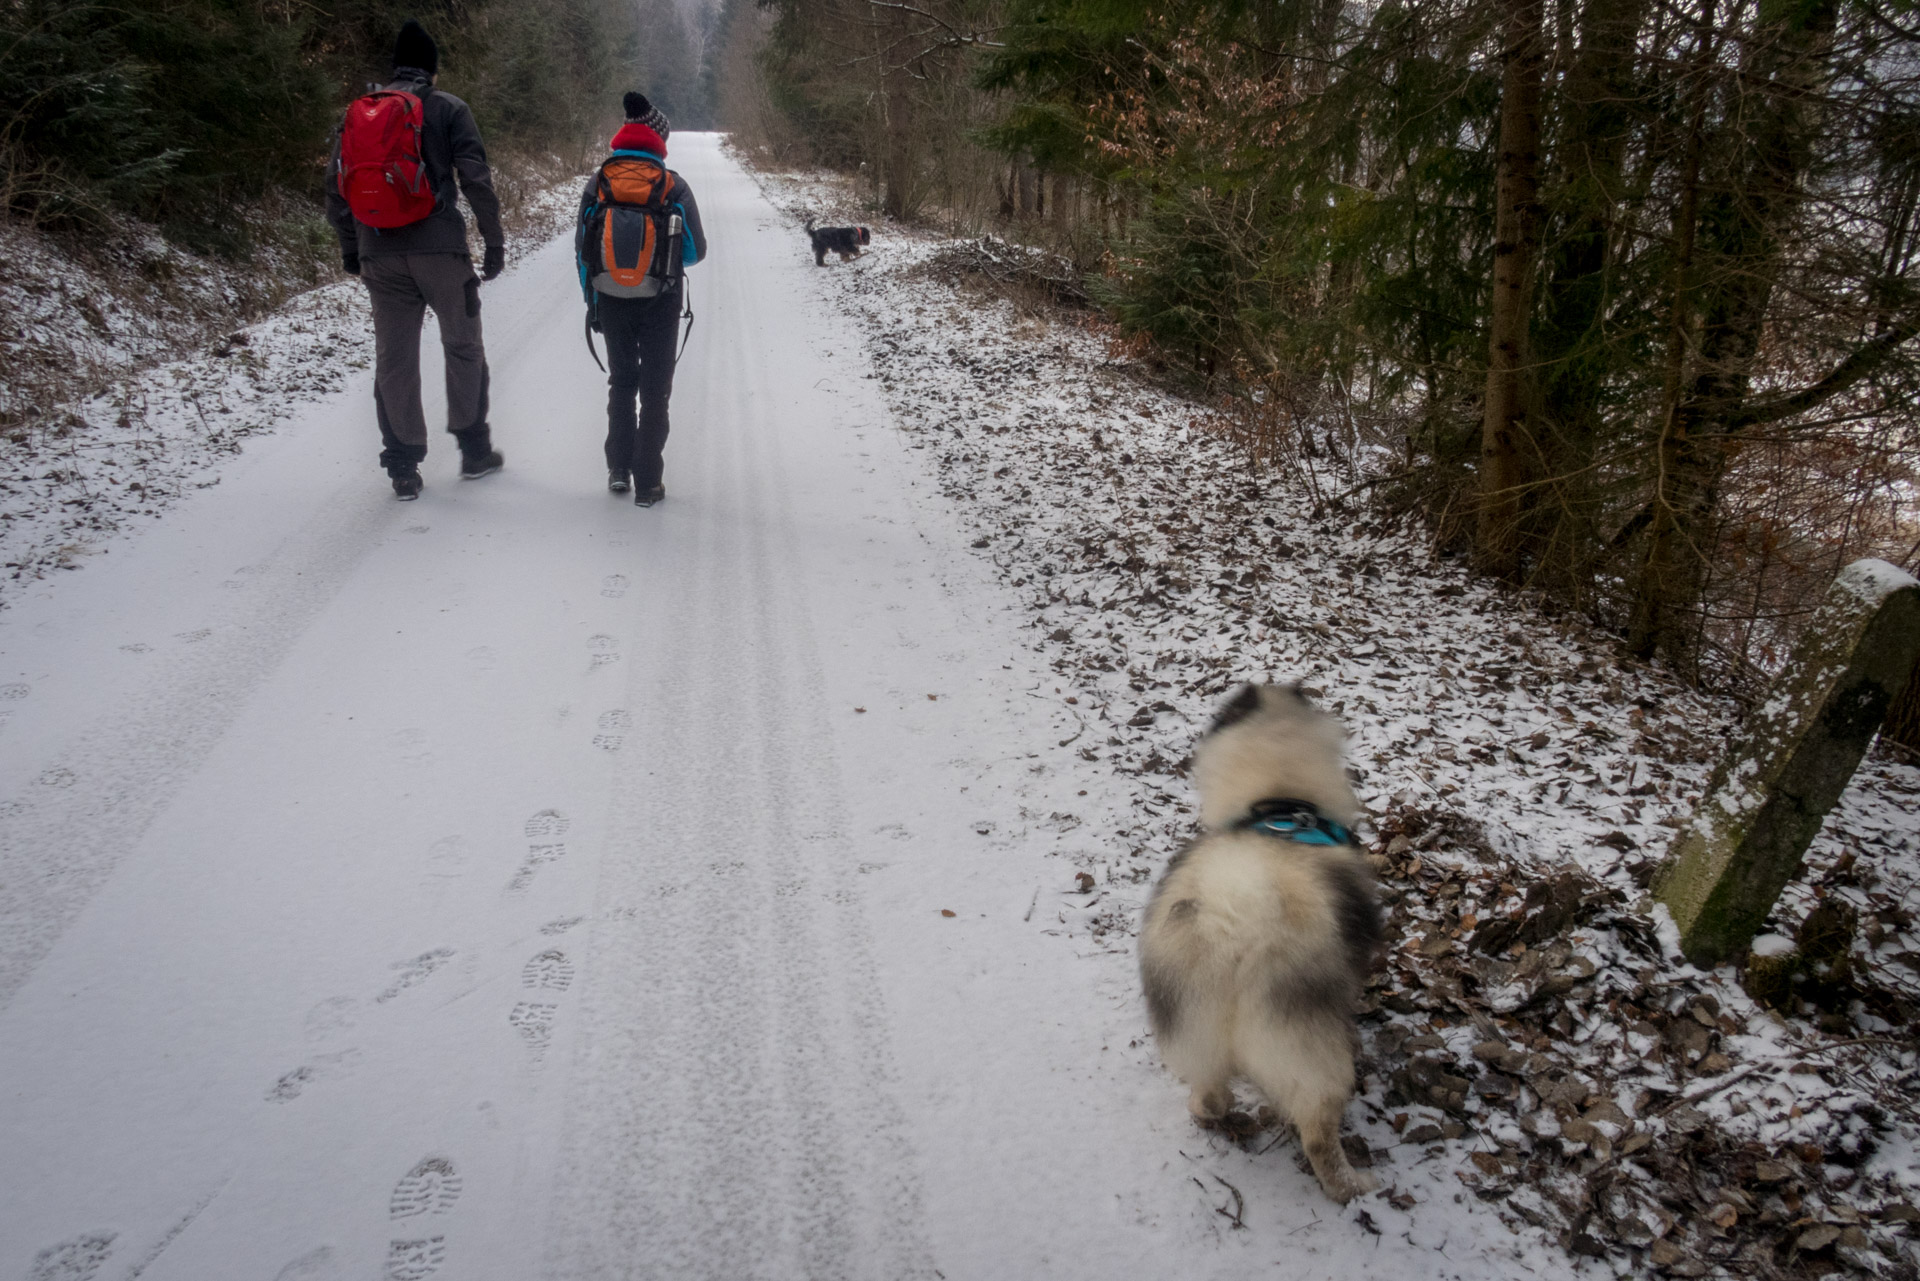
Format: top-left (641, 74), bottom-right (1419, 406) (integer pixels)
top-left (325, 69), bottom-right (504, 260)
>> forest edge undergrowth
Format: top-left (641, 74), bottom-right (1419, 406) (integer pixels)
top-left (743, 151), bottom-right (1920, 1281)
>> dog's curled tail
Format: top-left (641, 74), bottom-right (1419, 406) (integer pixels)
top-left (804, 215), bottom-right (816, 232)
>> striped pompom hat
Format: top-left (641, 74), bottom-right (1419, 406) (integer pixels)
top-left (623, 92), bottom-right (671, 139)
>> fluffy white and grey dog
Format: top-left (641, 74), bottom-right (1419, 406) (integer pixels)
top-left (1139, 683), bottom-right (1383, 1203)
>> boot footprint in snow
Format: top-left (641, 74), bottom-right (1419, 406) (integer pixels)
top-left (390, 1156), bottom-right (463, 1220)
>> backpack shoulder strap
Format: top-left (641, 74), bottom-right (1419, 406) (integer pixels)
top-left (642, 164), bottom-right (673, 211)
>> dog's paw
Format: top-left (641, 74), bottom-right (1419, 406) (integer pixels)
top-left (1197, 1109), bottom-right (1264, 1143)
top-left (1326, 1169), bottom-right (1379, 1204)
top-left (1187, 1085), bottom-right (1233, 1123)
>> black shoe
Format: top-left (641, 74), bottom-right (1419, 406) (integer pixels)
top-left (608, 470), bottom-right (631, 494)
top-left (392, 470), bottom-right (423, 501)
top-left (460, 450), bottom-right (504, 480)
top-left (634, 483), bottom-right (665, 507)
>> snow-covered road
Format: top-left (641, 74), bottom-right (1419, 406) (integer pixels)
top-left (2, 137), bottom-right (1554, 1280)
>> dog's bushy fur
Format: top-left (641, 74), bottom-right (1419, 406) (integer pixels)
top-left (806, 217), bottom-right (870, 265)
top-left (1139, 684), bottom-right (1383, 1203)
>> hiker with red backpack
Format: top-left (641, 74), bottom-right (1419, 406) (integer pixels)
top-left (326, 20), bottom-right (505, 500)
top-left (576, 94), bottom-right (707, 506)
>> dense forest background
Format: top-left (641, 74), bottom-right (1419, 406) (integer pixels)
top-left (4, 0), bottom-right (1916, 704)
top-left (0, 0), bottom-right (716, 250)
top-left (715, 0), bottom-right (1920, 702)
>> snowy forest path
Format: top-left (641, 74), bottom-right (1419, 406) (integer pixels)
top-left (0, 135), bottom-right (944, 1281)
top-left (0, 138), bottom-right (1562, 1281)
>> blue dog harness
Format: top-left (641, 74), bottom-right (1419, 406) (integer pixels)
top-left (1232, 797), bottom-right (1354, 847)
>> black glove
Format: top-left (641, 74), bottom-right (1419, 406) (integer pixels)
top-left (341, 250), bottom-right (360, 276)
top-left (482, 244), bottom-right (505, 281)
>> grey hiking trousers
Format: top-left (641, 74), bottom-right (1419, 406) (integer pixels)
top-left (361, 252), bottom-right (492, 474)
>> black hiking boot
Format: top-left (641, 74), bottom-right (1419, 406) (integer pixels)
top-left (392, 469), bottom-right (423, 501)
top-left (460, 449), bottom-right (504, 480)
top-left (634, 483), bottom-right (665, 508)
top-left (608, 470), bottom-right (631, 494)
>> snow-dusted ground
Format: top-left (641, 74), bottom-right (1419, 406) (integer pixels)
top-left (0, 174), bottom-right (577, 596)
top-left (0, 202), bottom-right (329, 428)
top-left (2, 135), bottom-right (1915, 1281)
top-left (751, 165), bottom-right (1920, 1279)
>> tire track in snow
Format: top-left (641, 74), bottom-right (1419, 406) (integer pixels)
top-left (542, 137), bottom-right (933, 1280)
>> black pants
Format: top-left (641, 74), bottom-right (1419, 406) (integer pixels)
top-left (599, 288), bottom-right (682, 488)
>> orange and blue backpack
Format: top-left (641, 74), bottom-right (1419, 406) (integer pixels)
top-left (581, 155), bottom-right (683, 300)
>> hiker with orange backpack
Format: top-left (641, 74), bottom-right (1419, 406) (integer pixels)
top-left (576, 94), bottom-right (707, 506)
top-left (325, 20), bottom-right (505, 500)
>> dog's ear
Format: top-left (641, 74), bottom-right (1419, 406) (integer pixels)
top-left (1286, 679), bottom-right (1314, 705)
top-left (859, 227), bottom-right (871, 245)
top-left (1209, 683), bottom-right (1263, 734)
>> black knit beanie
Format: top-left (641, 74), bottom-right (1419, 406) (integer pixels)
top-left (393, 20), bottom-right (439, 76)
top-left (623, 92), bottom-right (671, 139)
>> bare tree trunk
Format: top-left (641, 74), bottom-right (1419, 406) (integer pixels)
top-left (1305, 0), bottom-right (1342, 95)
top-left (1628, 0), bottom-right (1839, 666)
top-left (1477, 0), bottom-right (1546, 580)
top-left (882, 71), bottom-right (913, 218)
top-left (1625, 6), bottom-right (1714, 660)
top-left (1529, 0), bottom-right (1652, 595)
top-left (875, 0), bottom-right (915, 219)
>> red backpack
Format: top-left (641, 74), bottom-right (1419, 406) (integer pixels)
top-left (337, 90), bottom-right (436, 228)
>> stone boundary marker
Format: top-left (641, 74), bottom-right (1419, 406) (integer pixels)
top-left (1654, 558), bottom-right (1920, 967)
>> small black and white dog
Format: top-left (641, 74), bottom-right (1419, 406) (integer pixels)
top-left (806, 218), bottom-right (871, 265)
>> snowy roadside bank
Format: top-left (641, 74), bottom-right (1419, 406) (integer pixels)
top-left (0, 168), bottom-right (581, 603)
top-left (753, 160), bottom-right (1920, 1280)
